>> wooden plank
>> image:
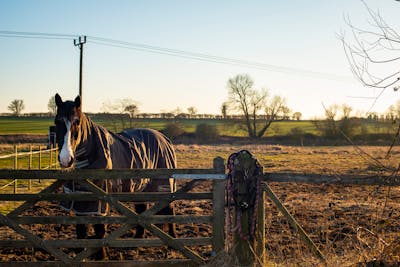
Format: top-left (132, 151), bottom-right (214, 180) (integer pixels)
top-left (0, 148), bottom-right (57, 159)
top-left (3, 215), bottom-right (212, 225)
top-left (0, 213), bottom-right (74, 265)
top-left (0, 169), bottom-right (216, 180)
top-left (172, 174), bottom-right (226, 180)
top-left (264, 173), bottom-right (400, 186)
top-left (69, 179), bottom-right (141, 262)
top-left (80, 179), bottom-right (205, 264)
top-left (261, 182), bottom-right (326, 262)
top-left (2, 169), bottom-right (398, 185)
top-left (140, 222), bottom-right (206, 265)
top-left (0, 259), bottom-right (198, 267)
top-left (212, 179), bottom-right (225, 255)
top-left (141, 179), bottom-right (200, 217)
top-left (75, 223), bottom-right (134, 262)
top-left (0, 237), bottom-right (212, 248)
top-left (0, 192), bottom-right (213, 202)
top-left (7, 180), bottom-right (63, 217)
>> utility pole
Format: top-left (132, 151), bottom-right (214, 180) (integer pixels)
top-left (74, 36), bottom-right (87, 106)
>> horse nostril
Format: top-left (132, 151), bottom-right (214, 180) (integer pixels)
top-left (68, 157), bottom-right (75, 167)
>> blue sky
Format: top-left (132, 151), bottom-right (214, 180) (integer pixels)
top-left (0, 0), bottom-right (399, 118)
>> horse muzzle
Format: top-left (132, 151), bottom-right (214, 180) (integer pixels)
top-left (58, 154), bottom-right (75, 168)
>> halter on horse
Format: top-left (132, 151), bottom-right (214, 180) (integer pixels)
top-left (54, 93), bottom-right (177, 259)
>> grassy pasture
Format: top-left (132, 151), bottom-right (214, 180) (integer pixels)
top-left (0, 117), bottom-right (53, 134)
top-left (0, 116), bottom-right (397, 141)
top-left (0, 116), bottom-right (327, 137)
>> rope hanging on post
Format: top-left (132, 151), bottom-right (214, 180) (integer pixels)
top-left (226, 150), bottom-right (263, 243)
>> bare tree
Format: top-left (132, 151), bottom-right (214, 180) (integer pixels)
top-left (172, 107), bottom-right (183, 117)
top-left (318, 103), bottom-right (360, 138)
top-left (314, 104), bottom-right (340, 138)
top-left (341, 104), bottom-right (353, 119)
top-left (324, 104), bottom-right (339, 121)
top-left (101, 98), bottom-right (139, 130)
top-left (48, 96), bottom-right (57, 115)
top-left (386, 104), bottom-right (397, 121)
top-left (8, 99), bottom-right (25, 116)
top-left (124, 104), bottom-right (139, 118)
top-left (187, 106), bottom-right (197, 117)
top-left (340, 0), bottom-right (400, 92)
top-left (227, 74), bottom-right (289, 138)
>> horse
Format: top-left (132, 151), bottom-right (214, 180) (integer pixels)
top-left (54, 93), bottom-right (177, 260)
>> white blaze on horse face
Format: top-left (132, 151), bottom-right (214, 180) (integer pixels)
top-left (59, 120), bottom-right (74, 167)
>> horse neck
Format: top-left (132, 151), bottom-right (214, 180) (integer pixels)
top-left (75, 114), bottom-right (112, 155)
top-left (74, 113), bottom-right (93, 161)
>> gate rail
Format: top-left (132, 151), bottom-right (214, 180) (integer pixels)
top-left (0, 157), bottom-right (226, 266)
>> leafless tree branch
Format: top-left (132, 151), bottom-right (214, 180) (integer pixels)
top-left (340, 0), bottom-right (400, 91)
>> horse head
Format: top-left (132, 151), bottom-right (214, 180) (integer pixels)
top-left (54, 93), bottom-right (83, 168)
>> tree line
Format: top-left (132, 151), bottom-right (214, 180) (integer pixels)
top-left (5, 72), bottom-right (400, 139)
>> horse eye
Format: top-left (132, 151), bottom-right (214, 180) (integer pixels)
top-left (73, 118), bottom-right (80, 125)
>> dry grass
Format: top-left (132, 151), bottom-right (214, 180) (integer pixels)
top-left (176, 144), bottom-right (400, 266)
top-left (1, 144), bottom-right (400, 266)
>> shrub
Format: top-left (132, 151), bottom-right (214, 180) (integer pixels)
top-left (195, 123), bottom-right (219, 142)
top-left (289, 127), bottom-right (305, 146)
top-left (162, 122), bottom-right (185, 140)
top-left (289, 127), bottom-right (305, 137)
top-left (338, 118), bottom-right (361, 138)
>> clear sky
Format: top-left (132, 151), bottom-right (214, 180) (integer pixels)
top-left (0, 0), bottom-right (399, 119)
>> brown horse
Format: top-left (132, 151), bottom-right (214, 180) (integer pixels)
top-left (54, 93), bottom-right (177, 259)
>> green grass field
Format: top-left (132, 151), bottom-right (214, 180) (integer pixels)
top-left (0, 116), bottom-right (319, 136)
top-left (0, 117), bottom-right (54, 134)
top-left (0, 116), bottom-right (395, 140)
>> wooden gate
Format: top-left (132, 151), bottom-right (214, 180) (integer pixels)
top-left (0, 157), bottom-right (226, 266)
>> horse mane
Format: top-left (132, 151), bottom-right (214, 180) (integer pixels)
top-left (77, 112), bottom-right (92, 146)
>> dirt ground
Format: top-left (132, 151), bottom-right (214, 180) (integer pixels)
top-left (1, 144), bottom-right (400, 266)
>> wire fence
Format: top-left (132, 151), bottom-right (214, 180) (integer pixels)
top-left (0, 145), bottom-right (58, 193)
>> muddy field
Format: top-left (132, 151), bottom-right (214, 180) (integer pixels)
top-left (1, 144), bottom-right (400, 266)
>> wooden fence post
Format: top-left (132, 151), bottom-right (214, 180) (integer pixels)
top-left (256, 190), bottom-right (266, 265)
top-left (229, 151), bottom-right (264, 267)
top-left (38, 146), bottom-right (42, 183)
top-left (28, 145), bottom-right (32, 191)
top-left (212, 157), bottom-right (225, 255)
top-left (49, 144), bottom-right (53, 169)
top-left (234, 192), bottom-right (255, 266)
top-left (13, 145), bottom-right (17, 194)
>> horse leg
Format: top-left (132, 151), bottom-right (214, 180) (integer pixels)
top-left (157, 204), bottom-right (176, 238)
top-left (134, 203), bottom-right (146, 238)
top-left (76, 223), bottom-right (88, 239)
top-left (92, 223), bottom-right (107, 260)
top-left (74, 223), bottom-right (87, 255)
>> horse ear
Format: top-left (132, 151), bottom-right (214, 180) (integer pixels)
top-left (74, 96), bottom-right (81, 108)
top-left (55, 94), bottom-right (62, 107)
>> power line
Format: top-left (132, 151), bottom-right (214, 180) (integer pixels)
top-left (0, 34), bottom-right (72, 40)
top-left (0, 30), bottom-right (355, 82)
top-left (87, 35), bottom-right (354, 82)
top-left (0, 30), bottom-right (78, 39)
